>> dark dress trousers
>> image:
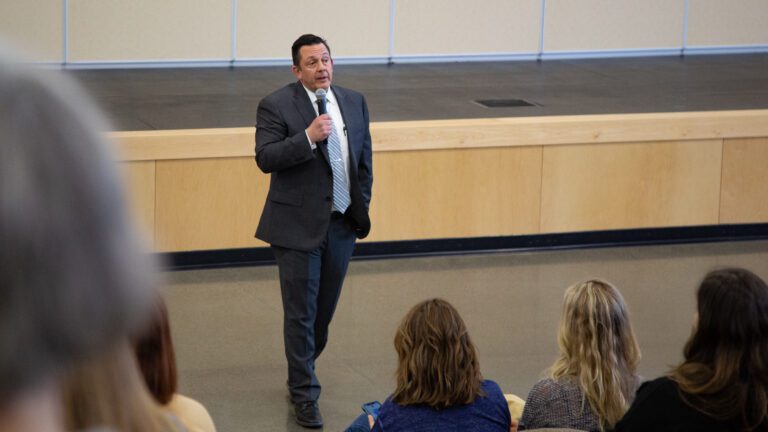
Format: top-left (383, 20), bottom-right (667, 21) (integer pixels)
top-left (255, 81), bottom-right (372, 403)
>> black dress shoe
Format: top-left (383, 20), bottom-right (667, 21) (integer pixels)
top-left (294, 401), bottom-right (323, 428)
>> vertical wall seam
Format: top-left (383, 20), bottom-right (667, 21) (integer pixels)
top-left (538, 0), bottom-right (546, 61)
top-left (681, 0), bottom-right (689, 56)
top-left (231, 0), bottom-right (238, 64)
top-left (537, 146), bottom-right (546, 234)
top-left (63, 0), bottom-right (69, 65)
top-left (388, 0), bottom-right (396, 63)
top-left (717, 138), bottom-right (725, 224)
top-left (153, 161), bottom-right (158, 250)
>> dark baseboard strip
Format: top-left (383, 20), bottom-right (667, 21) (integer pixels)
top-left (162, 223), bottom-right (768, 271)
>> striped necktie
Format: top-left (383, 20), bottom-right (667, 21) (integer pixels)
top-left (318, 98), bottom-right (351, 213)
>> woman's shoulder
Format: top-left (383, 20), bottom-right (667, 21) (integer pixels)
top-left (479, 380), bottom-right (513, 411)
top-left (519, 376), bottom-right (602, 428)
top-left (481, 379), bottom-right (505, 395)
top-left (167, 394), bottom-right (216, 432)
top-left (613, 376), bottom-right (685, 431)
top-left (627, 376), bottom-right (695, 414)
top-left (634, 376), bottom-right (678, 400)
top-left (478, 380), bottom-right (514, 423)
top-left (526, 377), bottom-right (581, 398)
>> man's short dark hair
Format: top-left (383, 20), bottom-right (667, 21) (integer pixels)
top-left (291, 34), bottom-right (331, 67)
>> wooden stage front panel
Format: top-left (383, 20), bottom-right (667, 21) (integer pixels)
top-left (113, 110), bottom-right (768, 252)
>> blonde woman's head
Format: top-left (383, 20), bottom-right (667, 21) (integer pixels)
top-left (550, 279), bottom-right (640, 430)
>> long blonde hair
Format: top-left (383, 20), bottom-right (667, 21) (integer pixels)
top-left (549, 279), bottom-right (641, 430)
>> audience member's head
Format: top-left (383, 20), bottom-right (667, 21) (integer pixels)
top-left (0, 50), bottom-right (156, 429)
top-left (671, 268), bottom-right (768, 428)
top-left (391, 298), bottom-right (483, 409)
top-left (550, 279), bottom-right (641, 429)
top-left (134, 298), bottom-right (178, 405)
top-left (61, 343), bottom-right (180, 432)
top-left (132, 297), bottom-right (218, 432)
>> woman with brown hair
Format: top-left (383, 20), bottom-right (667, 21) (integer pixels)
top-left (519, 279), bottom-right (641, 431)
top-left (61, 343), bottom-right (188, 432)
top-left (615, 268), bottom-right (768, 431)
top-left (134, 298), bottom-right (216, 432)
top-left (366, 298), bottom-right (512, 431)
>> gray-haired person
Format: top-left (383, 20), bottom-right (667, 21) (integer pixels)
top-left (0, 49), bottom-right (157, 432)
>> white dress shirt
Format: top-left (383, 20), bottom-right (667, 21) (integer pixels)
top-left (303, 86), bottom-right (351, 193)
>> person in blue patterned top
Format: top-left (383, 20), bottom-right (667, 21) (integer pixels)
top-left (349, 298), bottom-right (513, 432)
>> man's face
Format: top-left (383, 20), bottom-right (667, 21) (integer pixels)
top-left (292, 43), bottom-right (333, 92)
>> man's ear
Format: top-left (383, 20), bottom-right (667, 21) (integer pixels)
top-left (291, 65), bottom-right (301, 79)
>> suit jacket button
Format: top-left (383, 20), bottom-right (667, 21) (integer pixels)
top-left (325, 196), bottom-right (331, 201)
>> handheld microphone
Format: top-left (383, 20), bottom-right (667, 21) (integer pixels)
top-left (315, 88), bottom-right (327, 115)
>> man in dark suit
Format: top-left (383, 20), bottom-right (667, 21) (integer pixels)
top-left (254, 34), bottom-right (372, 428)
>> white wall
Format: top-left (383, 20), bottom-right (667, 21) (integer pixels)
top-left (68, 0), bottom-right (231, 62)
top-left (237, 0), bottom-right (390, 60)
top-left (0, 0), bottom-right (766, 66)
top-left (394, 0), bottom-right (541, 57)
top-left (543, 0), bottom-right (684, 52)
top-left (0, 0), bottom-right (62, 62)
top-left (687, 0), bottom-right (768, 47)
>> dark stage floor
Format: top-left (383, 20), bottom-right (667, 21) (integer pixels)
top-left (68, 54), bottom-right (768, 131)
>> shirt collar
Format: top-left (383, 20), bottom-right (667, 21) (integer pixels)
top-left (303, 85), bottom-right (336, 106)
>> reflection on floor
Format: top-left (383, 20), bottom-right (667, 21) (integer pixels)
top-left (164, 240), bottom-right (768, 431)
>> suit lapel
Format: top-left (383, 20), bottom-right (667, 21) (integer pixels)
top-left (292, 82), bottom-right (330, 165)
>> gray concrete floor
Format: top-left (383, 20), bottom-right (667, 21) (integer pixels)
top-left (163, 240), bottom-right (768, 431)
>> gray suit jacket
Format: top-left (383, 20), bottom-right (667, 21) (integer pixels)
top-left (255, 81), bottom-right (373, 251)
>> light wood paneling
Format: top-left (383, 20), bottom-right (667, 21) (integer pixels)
top-left (366, 147), bottom-right (542, 241)
top-left (68, 0), bottom-right (230, 61)
top-left (544, 0), bottom-right (683, 51)
top-left (121, 161), bottom-right (156, 246)
top-left (112, 110), bottom-right (768, 161)
top-left (540, 140), bottom-right (723, 233)
top-left (237, 1), bottom-right (389, 59)
top-left (0, 0), bottom-right (62, 62)
top-left (394, 0), bottom-right (540, 56)
top-left (115, 128), bottom-right (254, 161)
top-left (155, 157), bottom-right (268, 252)
top-left (687, 0), bottom-right (768, 46)
top-left (114, 112), bottom-right (768, 253)
top-left (720, 138), bottom-right (768, 223)
top-left (373, 110), bottom-right (768, 152)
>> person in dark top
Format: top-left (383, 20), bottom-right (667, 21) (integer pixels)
top-left (351, 298), bottom-right (512, 432)
top-left (615, 268), bottom-right (768, 432)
